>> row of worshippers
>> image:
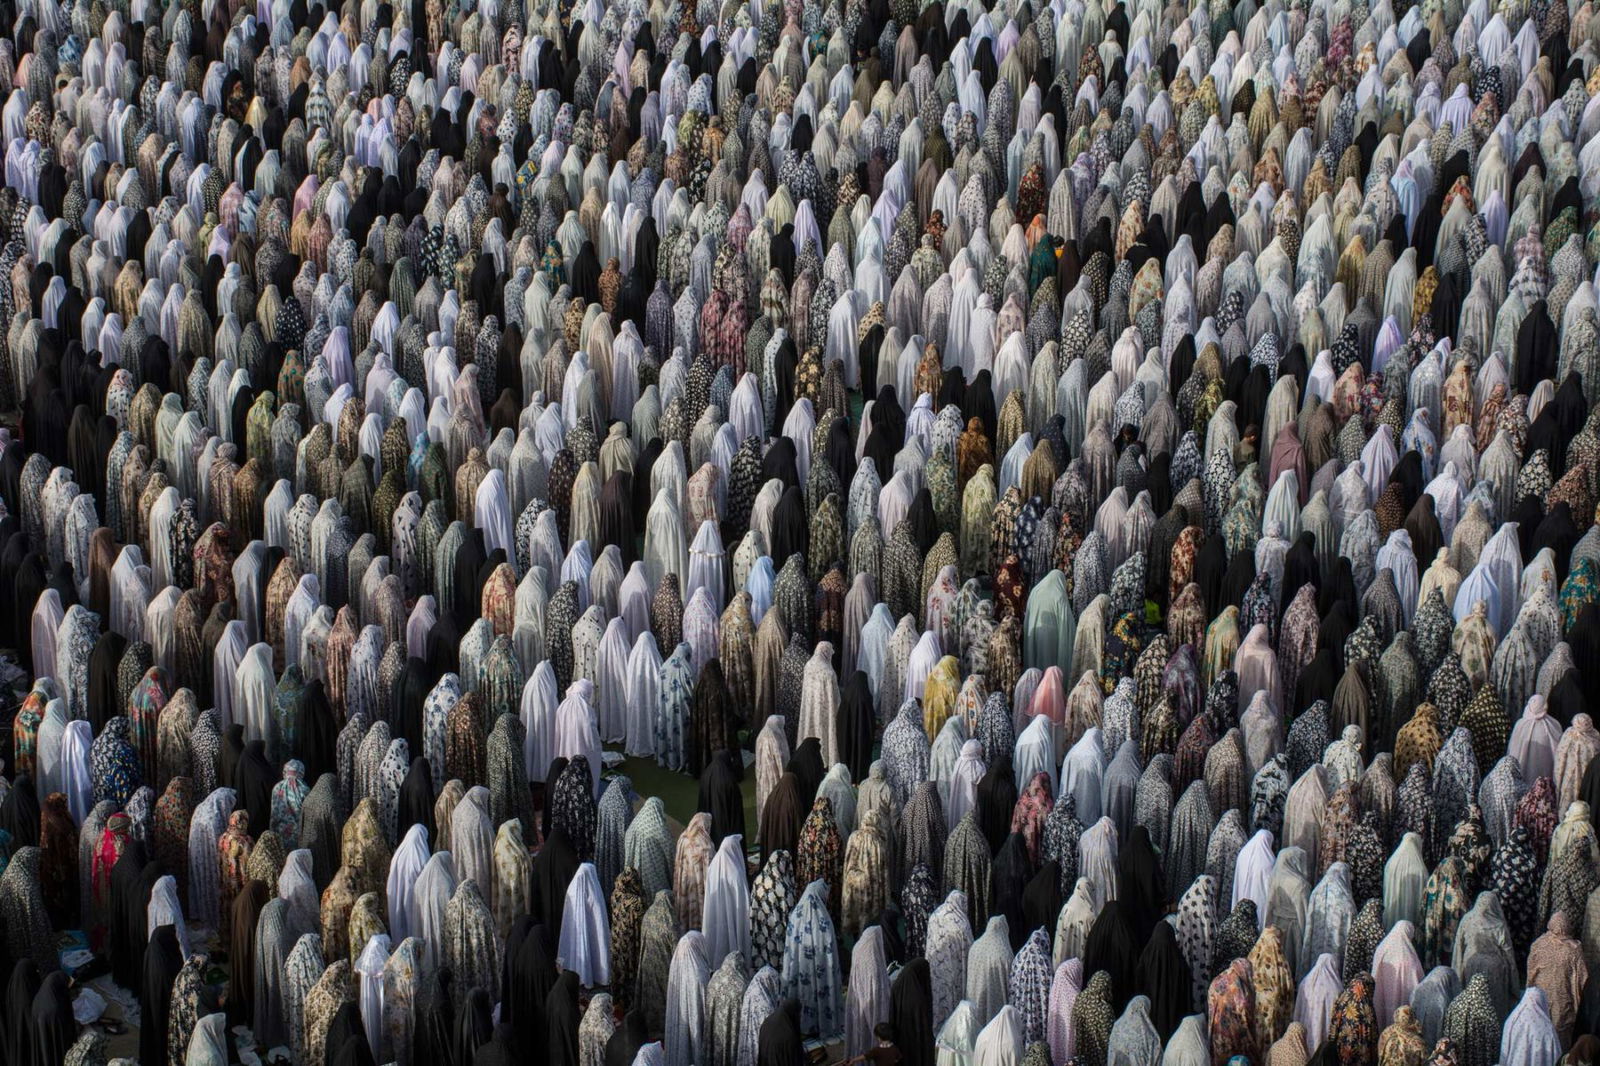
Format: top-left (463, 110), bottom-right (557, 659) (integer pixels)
top-left (6, 675), bottom-right (1600, 1066)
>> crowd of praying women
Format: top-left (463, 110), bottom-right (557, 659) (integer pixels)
top-left (0, 0), bottom-right (1599, 1062)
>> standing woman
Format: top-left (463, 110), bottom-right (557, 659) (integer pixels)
top-left (27, 970), bottom-right (76, 1066)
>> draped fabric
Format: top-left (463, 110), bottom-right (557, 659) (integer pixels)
top-left (781, 880), bottom-right (843, 1039)
top-left (559, 862), bottom-right (611, 986)
top-left (665, 931), bottom-right (712, 1066)
top-left (704, 834), bottom-right (753, 967)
